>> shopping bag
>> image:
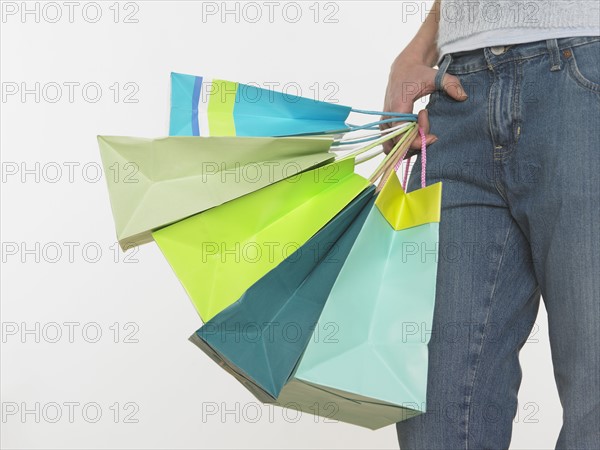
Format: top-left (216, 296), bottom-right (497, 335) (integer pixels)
top-left (97, 135), bottom-right (334, 249)
top-left (152, 157), bottom-right (369, 322)
top-left (189, 185), bottom-right (376, 403)
top-left (275, 143), bottom-right (442, 429)
top-left (169, 72), bottom-right (417, 137)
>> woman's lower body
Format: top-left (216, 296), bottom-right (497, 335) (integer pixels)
top-left (397, 36), bottom-right (600, 449)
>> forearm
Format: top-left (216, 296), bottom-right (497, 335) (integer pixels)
top-left (396, 0), bottom-right (440, 67)
top-left (381, 0), bottom-right (465, 154)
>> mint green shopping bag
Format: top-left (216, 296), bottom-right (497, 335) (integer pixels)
top-left (272, 135), bottom-right (443, 430)
top-left (97, 135), bottom-right (334, 249)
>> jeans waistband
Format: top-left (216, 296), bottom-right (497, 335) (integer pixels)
top-left (439, 36), bottom-right (600, 75)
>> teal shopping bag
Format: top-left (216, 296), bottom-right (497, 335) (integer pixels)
top-left (190, 185), bottom-right (376, 402)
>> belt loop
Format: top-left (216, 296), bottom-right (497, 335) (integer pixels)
top-left (435, 54), bottom-right (452, 91)
top-left (546, 39), bottom-right (562, 71)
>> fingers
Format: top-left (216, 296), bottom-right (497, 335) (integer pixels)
top-left (417, 109), bottom-right (430, 135)
top-left (442, 73), bottom-right (468, 101)
top-left (403, 72), bottom-right (467, 152)
top-left (383, 109), bottom-right (437, 154)
top-left (409, 109), bottom-right (437, 150)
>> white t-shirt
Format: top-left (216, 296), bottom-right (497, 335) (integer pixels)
top-left (436, 0), bottom-right (600, 58)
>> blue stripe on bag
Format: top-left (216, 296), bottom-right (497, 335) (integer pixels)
top-left (191, 76), bottom-right (202, 136)
top-left (169, 72), bottom-right (196, 136)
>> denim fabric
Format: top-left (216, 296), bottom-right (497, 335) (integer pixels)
top-left (397, 37), bottom-right (600, 449)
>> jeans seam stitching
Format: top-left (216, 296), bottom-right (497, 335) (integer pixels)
top-left (558, 36), bottom-right (600, 51)
top-left (513, 61), bottom-right (523, 148)
top-left (494, 164), bottom-right (509, 204)
top-left (465, 222), bottom-right (514, 448)
top-left (488, 69), bottom-right (497, 153)
top-left (488, 69), bottom-right (509, 200)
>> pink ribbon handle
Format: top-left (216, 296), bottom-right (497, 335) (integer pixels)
top-left (394, 127), bottom-right (428, 191)
top-left (419, 126), bottom-right (427, 189)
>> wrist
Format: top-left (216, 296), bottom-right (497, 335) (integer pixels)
top-left (396, 35), bottom-right (439, 68)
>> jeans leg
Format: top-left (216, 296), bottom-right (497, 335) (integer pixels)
top-left (397, 69), bottom-right (540, 449)
top-left (502, 39), bottom-right (600, 449)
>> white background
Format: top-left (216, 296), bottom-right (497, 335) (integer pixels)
top-left (1, 1), bottom-right (561, 448)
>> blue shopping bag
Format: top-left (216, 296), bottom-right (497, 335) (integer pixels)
top-left (169, 72), bottom-right (416, 137)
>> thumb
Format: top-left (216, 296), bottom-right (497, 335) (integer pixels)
top-left (442, 74), bottom-right (468, 101)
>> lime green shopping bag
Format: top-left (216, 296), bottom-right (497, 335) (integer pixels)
top-left (97, 136), bottom-right (334, 249)
top-left (153, 125), bottom-right (418, 322)
top-left (153, 158), bottom-right (367, 322)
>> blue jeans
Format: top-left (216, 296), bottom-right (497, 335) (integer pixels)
top-left (397, 37), bottom-right (600, 449)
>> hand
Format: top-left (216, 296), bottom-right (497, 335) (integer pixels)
top-left (381, 54), bottom-right (468, 154)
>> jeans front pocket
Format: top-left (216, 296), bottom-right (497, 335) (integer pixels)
top-left (564, 39), bottom-right (600, 94)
